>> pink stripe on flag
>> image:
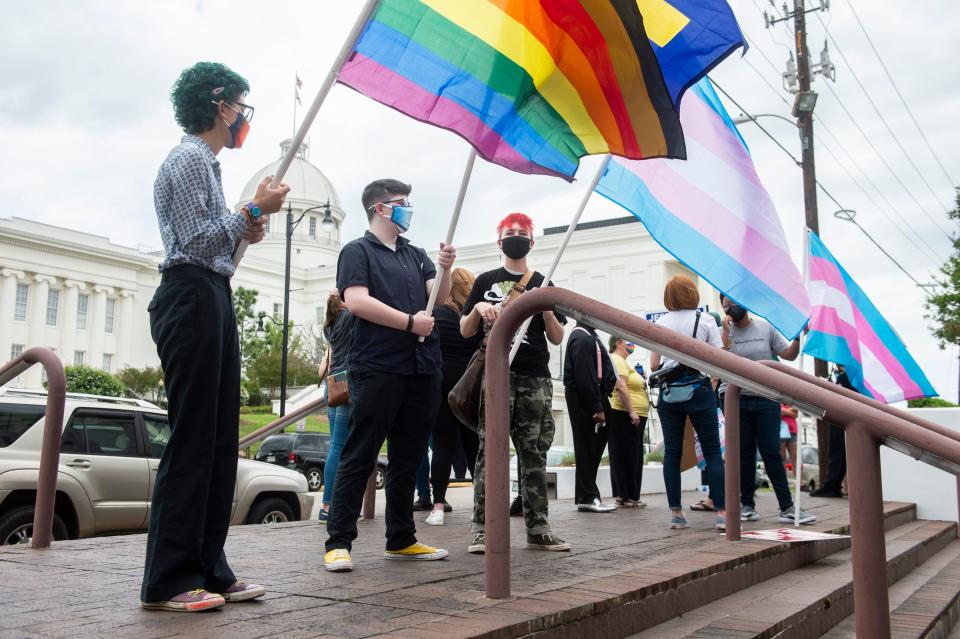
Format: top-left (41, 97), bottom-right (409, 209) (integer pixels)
top-left (618, 159), bottom-right (809, 311)
top-left (809, 256), bottom-right (923, 398)
top-left (338, 53), bottom-right (561, 178)
top-left (680, 92), bottom-right (765, 192)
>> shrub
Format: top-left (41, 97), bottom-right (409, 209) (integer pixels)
top-left (62, 365), bottom-right (125, 397)
top-left (239, 405), bottom-right (273, 415)
top-left (907, 397), bottom-right (957, 408)
top-left (559, 452), bottom-right (576, 466)
top-left (645, 449), bottom-right (664, 464)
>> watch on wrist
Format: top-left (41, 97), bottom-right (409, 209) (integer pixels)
top-left (244, 201), bottom-right (262, 219)
top-left (406, 314), bottom-right (414, 333)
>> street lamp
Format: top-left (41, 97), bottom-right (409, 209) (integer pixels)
top-left (276, 201), bottom-right (332, 416)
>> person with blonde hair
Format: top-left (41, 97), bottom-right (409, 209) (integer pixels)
top-left (649, 275), bottom-right (726, 531)
top-left (424, 268), bottom-right (483, 525)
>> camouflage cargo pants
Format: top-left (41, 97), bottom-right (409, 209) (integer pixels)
top-left (472, 373), bottom-right (555, 535)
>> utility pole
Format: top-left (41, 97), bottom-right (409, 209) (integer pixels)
top-left (766, 0), bottom-right (834, 481)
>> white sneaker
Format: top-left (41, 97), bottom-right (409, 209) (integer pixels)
top-left (425, 509), bottom-right (444, 526)
top-left (577, 498), bottom-right (616, 513)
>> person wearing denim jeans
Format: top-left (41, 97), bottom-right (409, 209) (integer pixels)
top-left (651, 275), bottom-right (726, 530)
top-left (719, 294), bottom-right (815, 524)
top-left (321, 403), bottom-right (350, 520)
top-left (319, 291), bottom-right (355, 522)
top-left (658, 381), bottom-right (725, 517)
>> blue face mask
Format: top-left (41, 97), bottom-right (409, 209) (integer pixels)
top-left (389, 205), bottom-right (413, 232)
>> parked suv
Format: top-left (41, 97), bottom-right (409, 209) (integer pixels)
top-left (255, 432), bottom-right (387, 492)
top-left (0, 389), bottom-right (314, 545)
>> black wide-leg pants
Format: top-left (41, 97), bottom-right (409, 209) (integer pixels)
top-left (141, 265), bottom-right (239, 602)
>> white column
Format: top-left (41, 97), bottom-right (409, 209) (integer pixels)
top-left (61, 280), bottom-right (86, 367)
top-left (118, 290), bottom-right (135, 370)
top-left (26, 274), bottom-right (56, 387)
top-left (90, 285), bottom-right (113, 371)
top-left (0, 269), bottom-right (25, 363)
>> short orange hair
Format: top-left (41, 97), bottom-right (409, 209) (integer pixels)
top-left (664, 275), bottom-right (700, 311)
top-left (496, 212), bottom-right (534, 236)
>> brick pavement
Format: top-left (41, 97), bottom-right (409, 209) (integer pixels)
top-left (0, 492), bottom-right (865, 638)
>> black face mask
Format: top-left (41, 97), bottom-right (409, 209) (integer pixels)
top-left (726, 305), bottom-right (747, 322)
top-left (500, 235), bottom-right (531, 260)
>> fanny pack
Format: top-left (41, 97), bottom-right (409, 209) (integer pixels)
top-left (651, 311), bottom-right (707, 407)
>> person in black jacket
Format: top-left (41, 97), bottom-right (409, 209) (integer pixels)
top-left (564, 323), bottom-right (618, 512)
top-left (811, 365), bottom-right (852, 497)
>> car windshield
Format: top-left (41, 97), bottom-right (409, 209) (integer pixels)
top-left (259, 436), bottom-right (294, 452)
top-left (0, 403), bottom-right (46, 447)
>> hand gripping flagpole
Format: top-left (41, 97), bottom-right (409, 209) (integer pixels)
top-left (418, 148), bottom-right (477, 342)
top-left (508, 155), bottom-right (612, 363)
top-left (232, 0), bottom-right (381, 269)
top-left (795, 227), bottom-right (812, 526)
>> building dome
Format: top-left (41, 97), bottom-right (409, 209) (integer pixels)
top-left (239, 138), bottom-right (341, 210)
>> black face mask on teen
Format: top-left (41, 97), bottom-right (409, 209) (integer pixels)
top-left (726, 305), bottom-right (747, 322)
top-left (500, 235), bottom-right (531, 259)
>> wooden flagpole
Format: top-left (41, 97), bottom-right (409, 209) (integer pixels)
top-left (508, 155), bottom-right (612, 363)
top-left (233, 0), bottom-right (381, 268)
top-left (419, 148), bottom-right (478, 342)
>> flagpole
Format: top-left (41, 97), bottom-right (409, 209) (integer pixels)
top-left (419, 148), bottom-right (478, 342)
top-left (795, 226), bottom-right (811, 527)
top-left (232, 0), bottom-right (381, 268)
top-left (508, 155), bottom-right (612, 363)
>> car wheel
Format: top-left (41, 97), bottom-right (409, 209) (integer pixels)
top-left (246, 497), bottom-right (295, 525)
top-left (304, 465), bottom-right (324, 492)
top-left (375, 465), bottom-right (386, 490)
top-left (0, 506), bottom-right (69, 546)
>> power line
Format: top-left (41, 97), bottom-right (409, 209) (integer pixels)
top-left (815, 11), bottom-right (954, 219)
top-left (821, 79), bottom-right (953, 242)
top-left (710, 78), bottom-right (933, 288)
top-left (831, 209), bottom-right (932, 289)
top-left (844, 0), bottom-right (956, 189)
top-left (736, 41), bottom-right (946, 265)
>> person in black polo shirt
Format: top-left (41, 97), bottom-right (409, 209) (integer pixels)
top-left (324, 178), bottom-right (456, 572)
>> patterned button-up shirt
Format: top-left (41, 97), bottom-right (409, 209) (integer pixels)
top-left (155, 135), bottom-right (248, 276)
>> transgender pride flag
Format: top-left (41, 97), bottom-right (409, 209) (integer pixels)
top-left (805, 231), bottom-right (936, 403)
top-left (596, 78), bottom-right (809, 338)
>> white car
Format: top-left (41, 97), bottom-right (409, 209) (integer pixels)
top-left (0, 388), bottom-right (314, 545)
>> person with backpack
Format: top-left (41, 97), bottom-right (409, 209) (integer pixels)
top-left (564, 323), bottom-right (618, 512)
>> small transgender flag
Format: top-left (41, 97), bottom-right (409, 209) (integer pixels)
top-left (596, 77), bottom-right (810, 338)
top-left (805, 231), bottom-right (936, 403)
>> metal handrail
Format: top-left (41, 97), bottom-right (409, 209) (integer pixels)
top-left (237, 388), bottom-right (377, 520)
top-left (0, 347), bottom-right (66, 549)
top-left (484, 288), bottom-right (960, 639)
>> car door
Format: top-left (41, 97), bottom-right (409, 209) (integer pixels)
top-left (61, 410), bottom-right (150, 533)
top-left (141, 413), bottom-right (240, 519)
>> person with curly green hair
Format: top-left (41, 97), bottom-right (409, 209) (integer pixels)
top-left (141, 62), bottom-right (290, 613)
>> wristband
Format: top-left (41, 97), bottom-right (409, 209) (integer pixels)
top-left (406, 314), bottom-right (414, 333)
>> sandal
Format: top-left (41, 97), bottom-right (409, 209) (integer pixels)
top-left (690, 499), bottom-right (716, 512)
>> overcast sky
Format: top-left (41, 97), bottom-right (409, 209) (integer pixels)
top-left (2, 1), bottom-right (958, 402)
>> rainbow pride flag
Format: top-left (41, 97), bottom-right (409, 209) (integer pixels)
top-left (805, 231), bottom-right (936, 403)
top-left (337, 0), bottom-right (692, 180)
top-left (596, 78), bottom-right (810, 339)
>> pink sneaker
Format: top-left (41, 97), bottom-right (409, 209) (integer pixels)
top-left (141, 589), bottom-right (225, 612)
top-left (222, 581), bottom-right (266, 602)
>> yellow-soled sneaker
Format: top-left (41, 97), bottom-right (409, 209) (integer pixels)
top-left (384, 542), bottom-right (449, 561)
top-left (324, 548), bottom-right (353, 572)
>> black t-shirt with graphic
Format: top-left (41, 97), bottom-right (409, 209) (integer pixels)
top-left (462, 268), bottom-right (566, 378)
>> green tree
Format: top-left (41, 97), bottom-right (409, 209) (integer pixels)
top-left (907, 397), bottom-right (958, 408)
top-left (63, 365), bottom-right (125, 397)
top-left (234, 286), bottom-right (264, 370)
top-left (925, 188), bottom-right (960, 348)
top-left (247, 321), bottom-right (321, 398)
top-left (118, 366), bottom-right (164, 403)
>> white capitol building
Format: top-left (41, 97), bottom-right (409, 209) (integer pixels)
top-left (0, 139), bottom-right (720, 447)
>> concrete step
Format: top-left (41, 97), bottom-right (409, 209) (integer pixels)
top-left (475, 501), bottom-right (917, 638)
top-left (625, 519), bottom-right (958, 639)
top-left (823, 539), bottom-right (960, 639)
